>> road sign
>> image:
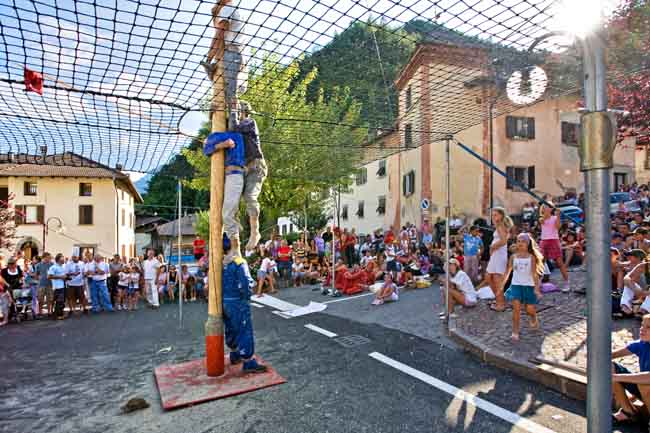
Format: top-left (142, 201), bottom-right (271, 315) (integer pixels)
top-left (420, 199), bottom-right (430, 210)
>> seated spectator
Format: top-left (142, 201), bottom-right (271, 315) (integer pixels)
top-left (292, 258), bottom-right (306, 287)
top-left (418, 252), bottom-right (432, 276)
top-left (401, 252), bottom-right (422, 288)
top-left (621, 249), bottom-right (650, 316)
top-left (562, 231), bottom-right (584, 267)
top-left (429, 249), bottom-right (446, 282)
top-left (194, 267), bottom-right (206, 301)
top-left (303, 262), bottom-right (321, 284)
top-left (340, 264), bottom-right (366, 295)
top-left (440, 258), bottom-right (477, 320)
top-left (168, 265), bottom-right (178, 301)
top-left (360, 250), bottom-right (373, 267)
top-left (612, 314), bottom-right (650, 425)
top-left (156, 265), bottom-right (170, 303)
top-left (363, 257), bottom-right (378, 285)
top-left (371, 273), bottom-right (398, 306)
top-left (612, 233), bottom-right (625, 252)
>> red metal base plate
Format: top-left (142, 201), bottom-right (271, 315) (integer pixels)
top-left (154, 355), bottom-right (286, 410)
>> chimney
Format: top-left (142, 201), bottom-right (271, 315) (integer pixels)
top-left (39, 145), bottom-right (47, 163)
top-left (8, 151), bottom-right (14, 162)
top-left (115, 163), bottom-right (123, 171)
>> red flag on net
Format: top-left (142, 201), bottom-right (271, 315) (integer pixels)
top-left (24, 67), bottom-right (43, 95)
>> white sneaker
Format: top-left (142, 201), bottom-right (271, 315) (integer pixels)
top-left (562, 282), bottom-right (571, 293)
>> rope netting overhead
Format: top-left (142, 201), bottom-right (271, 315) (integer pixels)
top-left (0, 0), bottom-right (647, 172)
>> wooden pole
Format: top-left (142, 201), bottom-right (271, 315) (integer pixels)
top-left (204, 48), bottom-right (226, 377)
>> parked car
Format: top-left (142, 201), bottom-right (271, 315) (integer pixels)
top-left (557, 204), bottom-right (584, 225)
top-left (610, 192), bottom-right (641, 215)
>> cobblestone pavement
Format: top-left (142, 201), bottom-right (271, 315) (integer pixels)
top-left (451, 267), bottom-right (640, 373)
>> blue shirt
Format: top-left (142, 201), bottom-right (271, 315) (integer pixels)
top-left (48, 263), bottom-right (67, 291)
top-left (204, 132), bottom-right (245, 168)
top-left (463, 234), bottom-right (483, 257)
top-left (627, 340), bottom-right (650, 372)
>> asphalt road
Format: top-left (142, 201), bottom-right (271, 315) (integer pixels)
top-left (0, 284), bottom-right (643, 433)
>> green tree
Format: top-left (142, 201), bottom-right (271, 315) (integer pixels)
top-left (140, 125), bottom-right (211, 219)
top-left (184, 56), bottom-right (365, 234)
top-left (194, 210), bottom-right (210, 241)
top-left (298, 20), bottom-right (417, 130)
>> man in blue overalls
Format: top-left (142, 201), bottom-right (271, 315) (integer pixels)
top-left (222, 233), bottom-right (267, 373)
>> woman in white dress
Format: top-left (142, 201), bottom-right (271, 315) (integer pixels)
top-left (487, 207), bottom-right (513, 311)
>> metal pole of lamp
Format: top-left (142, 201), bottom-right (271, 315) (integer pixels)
top-left (444, 135), bottom-right (451, 322)
top-left (580, 33), bottom-right (613, 433)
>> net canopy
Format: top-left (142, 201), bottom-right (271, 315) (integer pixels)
top-left (0, 0), bottom-right (647, 173)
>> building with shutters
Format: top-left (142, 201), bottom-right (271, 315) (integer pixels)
top-left (338, 41), bottom-right (636, 231)
top-left (0, 152), bottom-right (142, 260)
top-left (338, 158), bottom-right (389, 235)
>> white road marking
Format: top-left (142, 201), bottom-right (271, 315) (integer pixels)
top-left (253, 294), bottom-right (301, 311)
top-left (304, 324), bottom-right (338, 338)
top-left (250, 303), bottom-right (264, 308)
top-left (368, 352), bottom-right (557, 433)
top-left (322, 292), bottom-right (374, 304)
top-left (271, 310), bottom-right (292, 319)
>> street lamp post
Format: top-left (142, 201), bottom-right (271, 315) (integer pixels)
top-left (512, 7), bottom-right (613, 428)
top-left (580, 32), bottom-right (613, 433)
top-left (42, 216), bottom-right (64, 252)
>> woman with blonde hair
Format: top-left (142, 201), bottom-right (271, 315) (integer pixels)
top-left (487, 207), bottom-right (513, 312)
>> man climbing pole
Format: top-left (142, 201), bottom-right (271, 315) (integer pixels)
top-left (235, 101), bottom-right (266, 252)
top-left (203, 0), bottom-right (266, 254)
top-left (201, 0), bottom-right (248, 130)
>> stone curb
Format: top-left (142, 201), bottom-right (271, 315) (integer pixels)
top-left (448, 318), bottom-right (587, 401)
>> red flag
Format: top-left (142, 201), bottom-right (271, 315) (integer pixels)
top-left (24, 67), bottom-right (43, 95)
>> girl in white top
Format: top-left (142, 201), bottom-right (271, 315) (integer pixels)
top-left (487, 207), bottom-right (513, 312)
top-left (501, 233), bottom-right (545, 342)
top-left (128, 269), bottom-right (141, 311)
top-left (440, 258), bottom-right (478, 320)
top-left (117, 267), bottom-right (130, 311)
top-left (256, 253), bottom-right (276, 297)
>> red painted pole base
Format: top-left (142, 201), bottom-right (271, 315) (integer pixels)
top-left (205, 334), bottom-right (225, 377)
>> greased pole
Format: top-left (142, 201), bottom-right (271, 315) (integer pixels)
top-left (205, 39), bottom-right (227, 377)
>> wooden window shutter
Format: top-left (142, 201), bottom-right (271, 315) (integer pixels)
top-left (527, 117), bottom-right (536, 139)
top-left (527, 166), bottom-right (536, 189)
top-left (37, 205), bottom-right (45, 224)
top-left (14, 205), bottom-right (24, 225)
top-left (505, 116), bottom-right (515, 138)
top-left (402, 174), bottom-right (407, 196)
top-left (506, 166), bottom-right (515, 190)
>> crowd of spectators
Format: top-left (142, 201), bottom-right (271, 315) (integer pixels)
top-left (0, 247), bottom-right (209, 324)
top-left (248, 182), bottom-right (650, 320)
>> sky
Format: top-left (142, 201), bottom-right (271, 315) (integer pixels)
top-left (0, 0), bottom-right (605, 173)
